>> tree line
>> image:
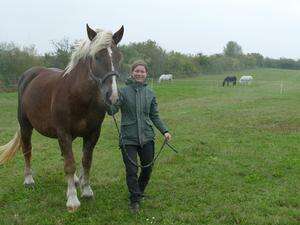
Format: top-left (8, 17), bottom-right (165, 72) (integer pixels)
top-left (0, 39), bottom-right (299, 89)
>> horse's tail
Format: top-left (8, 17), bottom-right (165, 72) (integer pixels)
top-left (0, 128), bottom-right (22, 165)
top-left (222, 80), bottom-right (225, 86)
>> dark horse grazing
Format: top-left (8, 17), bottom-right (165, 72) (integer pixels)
top-left (0, 24), bottom-right (124, 212)
top-left (223, 76), bottom-right (237, 86)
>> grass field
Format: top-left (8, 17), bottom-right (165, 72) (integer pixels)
top-left (0, 68), bottom-right (299, 225)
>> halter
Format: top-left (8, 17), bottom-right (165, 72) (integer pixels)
top-left (88, 57), bottom-right (119, 86)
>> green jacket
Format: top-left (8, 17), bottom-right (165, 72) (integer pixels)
top-left (107, 78), bottom-right (168, 146)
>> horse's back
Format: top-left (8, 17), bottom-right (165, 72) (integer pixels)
top-left (224, 76), bottom-right (236, 81)
top-left (19, 67), bottom-right (64, 107)
top-left (239, 75), bottom-right (253, 83)
top-left (19, 67), bottom-right (63, 93)
top-left (159, 74), bottom-right (173, 82)
top-left (240, 75), bottom-right (252, 79)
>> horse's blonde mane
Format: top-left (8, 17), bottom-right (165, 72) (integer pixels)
top-left (65, 29), bottom-right (113, 74)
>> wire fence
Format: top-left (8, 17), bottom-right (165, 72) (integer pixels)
top-left (0, 83), bottom-right (17, 92)
top-left (149, 78), bottom-right (296, 95)
top-left (0, 77), bottom-right (294, 95)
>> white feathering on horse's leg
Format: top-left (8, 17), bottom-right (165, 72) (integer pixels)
top-left (66, 175), bottom-right (80, 212)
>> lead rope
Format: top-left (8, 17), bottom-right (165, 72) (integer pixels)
top-left (111, 114), bottom-right (178, 168)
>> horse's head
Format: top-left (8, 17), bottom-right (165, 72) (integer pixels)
top-left (86, 24), bottom-right (124, 105)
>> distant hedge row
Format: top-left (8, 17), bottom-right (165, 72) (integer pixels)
top-left (0, 39), bottom-right (299, 87)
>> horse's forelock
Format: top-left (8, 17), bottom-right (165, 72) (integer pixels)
top-left (64, 29), bottom-right (113, 75)
top-left (89, 30), bottom-right (113, 56)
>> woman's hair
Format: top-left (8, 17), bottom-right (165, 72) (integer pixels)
top-left (130, 60), bottom-right (148, 72)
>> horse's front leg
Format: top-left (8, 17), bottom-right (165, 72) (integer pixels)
top-left (80, 129), bottom-right (100, 198)
top-left (57, 130), bottom-right (80, 212)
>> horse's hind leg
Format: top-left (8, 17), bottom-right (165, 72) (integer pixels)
top-left (20, 119), bottom-right (34, 188)
top-left (80, 129), bottom-right (100, 198)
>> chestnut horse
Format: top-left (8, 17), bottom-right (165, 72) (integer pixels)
top-left (0, 24), bottom-right (124, 212)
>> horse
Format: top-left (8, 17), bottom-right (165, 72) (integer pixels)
top-left (158, 74), bottom-right (173, 83)
top-left (239, 75), bottom-right (253, 84)
top-left (222, 76), bottom-right (237, 86)
top-left (0, 24), bottom-right (124, 212)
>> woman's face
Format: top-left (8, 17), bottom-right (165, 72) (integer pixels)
top-left (132, 65), bottom-right (147, 83)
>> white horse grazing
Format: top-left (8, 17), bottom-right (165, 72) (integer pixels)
top-left (158, 74), bottom-right (173, 83)
top-left (239, 75), bottom-right (253, 84)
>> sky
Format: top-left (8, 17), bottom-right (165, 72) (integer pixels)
top-left (1, 0), bottom-right (300, 59)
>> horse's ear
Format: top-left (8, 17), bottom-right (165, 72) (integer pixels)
top-left (86, 24), bottom-right (97, 41)
top-left (113, 25), bottom-right (124, 45)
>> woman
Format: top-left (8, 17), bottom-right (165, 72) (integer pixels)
top-left (107, 60), bottom-right (171, 213)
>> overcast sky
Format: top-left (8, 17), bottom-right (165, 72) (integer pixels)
top-left (1, 0), bottom-right (300, 59)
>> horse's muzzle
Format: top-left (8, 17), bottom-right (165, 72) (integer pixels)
top-left (105, 89), bottom-right (119, 105)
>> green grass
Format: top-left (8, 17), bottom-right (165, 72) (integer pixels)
top-left (0, 68), bottom-right (299, 225)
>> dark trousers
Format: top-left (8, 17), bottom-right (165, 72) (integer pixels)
top-left (121, 141), bottom-right (154, 203)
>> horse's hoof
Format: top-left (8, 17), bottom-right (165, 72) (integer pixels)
top-left (82, 194), bottom-right (94, 200)
top-left (81, 192), bottom-right (94, 199)
top-left (67, 205), bottom-right (80, 213)
top-left (66, 196), bottom-right (80, 212)
top-left (24, 175), bottom-right (35, 188)
top-left (24, 179), bottom-right (35, 189)
top-left (81, 186), bottom-right (94, 199)
top-left (24, 183), bottom-right (35, 189)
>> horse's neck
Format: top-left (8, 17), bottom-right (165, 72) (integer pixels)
top-left (67, 60), bottom-right (99, 102)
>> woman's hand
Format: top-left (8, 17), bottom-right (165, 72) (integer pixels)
top-left (164, 132), bottom-right (172, 142)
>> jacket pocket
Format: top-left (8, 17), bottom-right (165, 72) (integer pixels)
top-left (121, 120), bottom-right (137, 140)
